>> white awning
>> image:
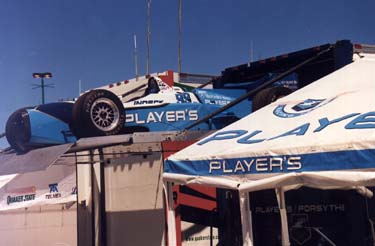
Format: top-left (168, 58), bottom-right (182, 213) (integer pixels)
top-left (164, 54), bottom-right (375, 192)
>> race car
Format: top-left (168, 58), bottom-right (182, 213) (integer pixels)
top-left (5, 77), bottom-right (252, 153)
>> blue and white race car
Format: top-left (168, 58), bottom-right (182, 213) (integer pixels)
top-left (6, 77), bottom-right (251, 152)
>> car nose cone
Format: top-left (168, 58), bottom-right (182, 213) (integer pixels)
top-left (5, 107), bottom-right (32, 152)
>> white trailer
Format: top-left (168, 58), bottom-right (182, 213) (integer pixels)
top-left (72, 131), bottom-right (212, 246)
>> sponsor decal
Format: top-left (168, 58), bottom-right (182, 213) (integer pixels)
top-left (274, 98), bottom-right (334, 118)
top-left (133, 100), bottom-right (163, 105)
top-left (6, 186), bottom-right (36, 205)
top-left (45, 183), bottom-right (62, 199)
top-left (208, 156), bottom-right (301, 174)
top-left (71, 186), bottom-right (78, 195)
top-left (253, 203), bottom-right (345, 245)
top-left (275, 80), bottom-right (298, 90)
top-left (198, 111), bottom-right (375, 146)
top-left (181, 221), bottom-right (219, 245)
top-left (205, 99), bottom-right (230, 105)
top-left (157, 80), bottom-right (171, 91)
top-left (195, 91), bottom-right (233, 105)
top-left (274, 92), bottom-right (352, 118)
top-left (183, 235), bottom-right (219, 243)
top-left (126, 110), bottom-right (198, 124)
top-left (254, 203), bottom-right (345, 214)
top-left (175, 93), bottom-right (192, 103)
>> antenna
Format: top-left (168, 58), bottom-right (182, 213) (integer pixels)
top-left (178, 0), bottom-right (182, 73)
top-left (248, 41), bottom-right (254, 67)
top-left (146, 0), bottom-right (151, 74)
top-left (134, 33), bottom-right (139, 81)
top-left (78, 80), bottom-right (82, 95)
top-left (250, 41), bottom-right (254, 63)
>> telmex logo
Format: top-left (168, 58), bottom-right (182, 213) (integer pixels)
top-left (198, 111), bottom-right (375, 145)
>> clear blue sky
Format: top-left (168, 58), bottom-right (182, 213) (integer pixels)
top-left (0, 0), bottom-right (374, 148)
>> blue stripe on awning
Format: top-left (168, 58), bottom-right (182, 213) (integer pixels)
top-left (164, 148), bottom-right (375, 176)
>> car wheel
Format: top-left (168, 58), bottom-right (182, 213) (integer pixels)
top-left (252, 86), bottom-right (293, 112)
top-left (71, 89), bottom-right (125, 138)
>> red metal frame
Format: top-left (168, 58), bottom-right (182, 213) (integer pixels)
top-left (162, 140), bottom-right (196, 246)
top-left (162, 140), bottom-right (218, 246)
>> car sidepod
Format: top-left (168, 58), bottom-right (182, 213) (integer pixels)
top-left (28, 103), bottom-right (76, 145)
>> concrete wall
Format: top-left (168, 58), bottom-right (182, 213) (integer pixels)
top-left (0, 203), bottom-right (77, 246)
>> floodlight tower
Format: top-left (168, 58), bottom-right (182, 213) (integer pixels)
top-left (32, 72), bottom-right (53, 104)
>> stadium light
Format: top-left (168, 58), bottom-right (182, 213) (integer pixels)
top-left (32, 72), bottom-right (53, 104)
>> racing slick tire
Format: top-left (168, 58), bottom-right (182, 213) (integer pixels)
top-left (71, 89), bottom-right (125, 138)
top-left (252, 86), bottom-right (293, 112)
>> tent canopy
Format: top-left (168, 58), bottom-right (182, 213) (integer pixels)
top-left (164, 54), bottom-right (375, 192)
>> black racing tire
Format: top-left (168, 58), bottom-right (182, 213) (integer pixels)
top-left (69, 92), bottom-right (88, 137)
top-left (252, 86), bottom-right (293, 112)
top-left (5, 107), bottom-right (33, 153)
top-left (71, 89), bottom-right (125, 138)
